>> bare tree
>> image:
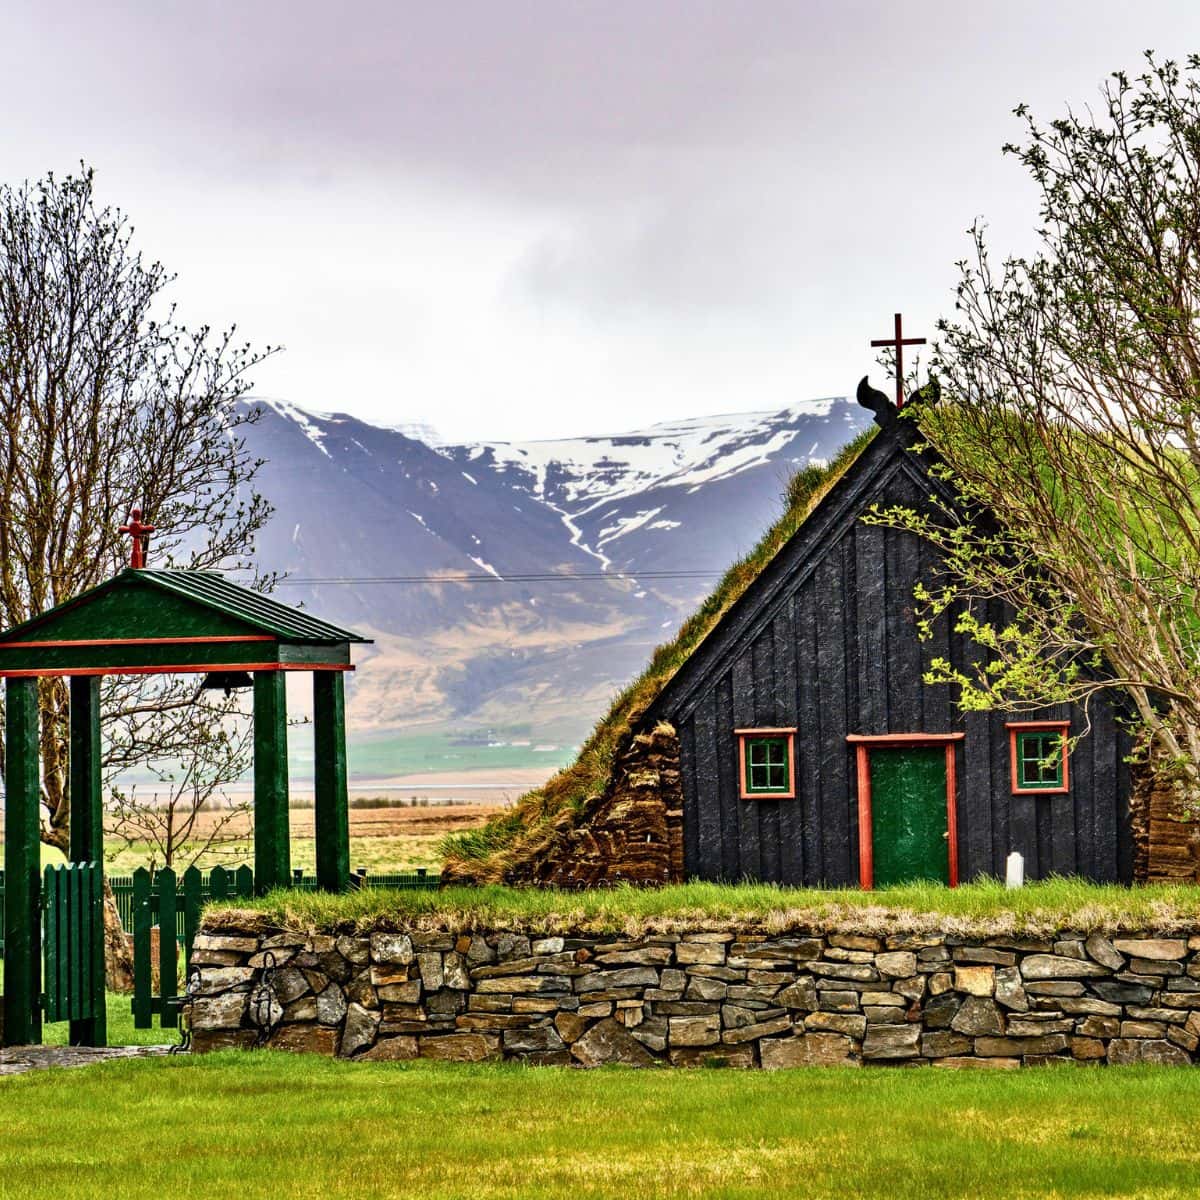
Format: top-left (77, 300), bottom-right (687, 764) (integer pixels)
top-left (108, 702), bottom-right (253, 872)
top-left (0, 166), bottom-right (276, 980)
top-left (872, 54), bottom-right (1200, 807)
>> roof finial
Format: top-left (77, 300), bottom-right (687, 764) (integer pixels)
top-left (119, 507), bottom-right (156, 569)
top-left (869, 313), bottom-right (926, 409)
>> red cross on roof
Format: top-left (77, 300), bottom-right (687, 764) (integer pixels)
top-left (119, 508), bottom-right (156, 569)
top-left (870, 313), bottom-right (926, 409)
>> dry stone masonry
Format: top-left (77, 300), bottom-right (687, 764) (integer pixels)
top-left (191, 922), bottom-right (1200, 1067)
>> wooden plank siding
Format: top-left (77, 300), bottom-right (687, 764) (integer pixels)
top-left (666, 435), bottom-right (1134, 887)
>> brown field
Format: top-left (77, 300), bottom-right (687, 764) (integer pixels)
top-left (13, 800), bottom-right (500, 875)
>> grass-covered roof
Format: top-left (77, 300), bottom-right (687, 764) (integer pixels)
top-left (440, 426), bottom-right (877, 883)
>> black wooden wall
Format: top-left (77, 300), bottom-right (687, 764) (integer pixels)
top-left (661, 442), bottom-right (1134, 887)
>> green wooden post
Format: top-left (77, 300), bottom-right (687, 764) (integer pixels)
top-left (68, 675), bottom-right (106, 1046)
top-left (158, 868), bottom-right (178, 1028)
top-left (182, 866), bottom-right (202, 975)
top-left (3, 676), bottom-right (42, 1046)
top-left (60, 867), bottom-right (74, 1019)
top-left (253, 671), bottom-right (290, 893)
top-left (131, 867), bottom-right (152, 1028)
top-left (313, 671), bottom-right (350, 892)
top-left (88, 866), bottom-right (102, 1025)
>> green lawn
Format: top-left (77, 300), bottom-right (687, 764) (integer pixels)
top-left (215, 877), bottom-right (1200, 936)
top-left (2, 1055), bottom-right (1199, 1199)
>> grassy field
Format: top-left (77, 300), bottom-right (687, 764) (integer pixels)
top-left (2, 1054), bottom-right (1200, 1199)
top-left (215, 876), bottom-right (1200, 936)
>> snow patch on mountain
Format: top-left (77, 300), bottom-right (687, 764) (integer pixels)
top-left (385, 419), bottom-right (444, 445)
top-left (455, 399), bottom-right (846, 509)
top-left (469, 555), bottom-right (502, 579)
top-left (597, 506), bottom-right (665, 548)
top-left (545, 498), bottom-right (611, 570)
top-left (259, 398), bottom-right (334, 458)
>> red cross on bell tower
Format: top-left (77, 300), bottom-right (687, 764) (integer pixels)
top-left (120, 508), bottom-right (156, 569)
top-left (870, 313), bottom-right (926, 409)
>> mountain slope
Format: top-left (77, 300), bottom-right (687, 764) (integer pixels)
top-left (241, 398), bottom-right (870, 754)
top-left (249, 400), bottom-right (614, 631)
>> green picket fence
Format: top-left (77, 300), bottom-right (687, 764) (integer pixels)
top-left (131, 864), bottom-right (255, 1028)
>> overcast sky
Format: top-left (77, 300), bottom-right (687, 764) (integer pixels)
top-left (7, 3), bottom-right (1200, 441)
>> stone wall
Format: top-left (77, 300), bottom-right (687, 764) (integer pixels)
top-left (192, 921), bottom-right (1200, 1067)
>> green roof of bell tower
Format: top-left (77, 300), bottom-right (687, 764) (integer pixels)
top-left (0, 568), bottom-right (370, 676)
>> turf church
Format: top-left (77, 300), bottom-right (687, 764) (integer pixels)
top-left (643, 372), bottom-right (1135, 888)
top-left (456, 327), bottom-right (1171, 891)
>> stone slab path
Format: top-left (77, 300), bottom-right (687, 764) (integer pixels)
top-left (0, 1044), bottom-right (173, 1077)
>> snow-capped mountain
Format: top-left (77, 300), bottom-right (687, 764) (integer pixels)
top-left (444, 401), bottom-right (865, 599)
top-left (241, 398), bottom-right (869, 741)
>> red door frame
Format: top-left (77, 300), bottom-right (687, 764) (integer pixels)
top-left (846, 733), bottom-right (965, 890)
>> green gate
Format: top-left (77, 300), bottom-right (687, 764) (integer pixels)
top-left (42, 862), bottom-right (105, 1040)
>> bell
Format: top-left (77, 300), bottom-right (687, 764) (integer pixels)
top-left (199, 671), bottom-right (254, 696)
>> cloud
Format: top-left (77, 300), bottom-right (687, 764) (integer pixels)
top-left (510, 184), bottom-right (802, 321)
top-left (4, 2), bottom-right (1200, 440)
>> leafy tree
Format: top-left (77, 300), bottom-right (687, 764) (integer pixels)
top-left (0, 166), bottom-right (275, 980)
top-left (875, 54), bottom-right (1200, 806)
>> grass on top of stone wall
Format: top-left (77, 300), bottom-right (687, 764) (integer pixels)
top-left (205, 878), bottom-right (1200, 937)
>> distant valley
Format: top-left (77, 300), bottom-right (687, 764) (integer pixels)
top-left (240, 398), bottom-right (870, 783)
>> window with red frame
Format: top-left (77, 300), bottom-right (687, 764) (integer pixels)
top-left (1007, 723), bottom-right (1069, 794)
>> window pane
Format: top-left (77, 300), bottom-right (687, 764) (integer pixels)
top-left (745, 737), bottom-right (790, 793)
top-left (1017, 732), bottom-right (1063, 788)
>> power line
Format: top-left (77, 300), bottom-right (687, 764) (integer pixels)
top-left (267, 570), bottom-right (724, 586)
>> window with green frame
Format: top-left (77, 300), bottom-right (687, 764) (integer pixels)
top-left (1015, 729), bottom-right (1065, 791)
top-left (742, 735), bottom-right (792, 796)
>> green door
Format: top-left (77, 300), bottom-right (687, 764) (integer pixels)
top-left (869, 747), bottom-right (949, 886)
